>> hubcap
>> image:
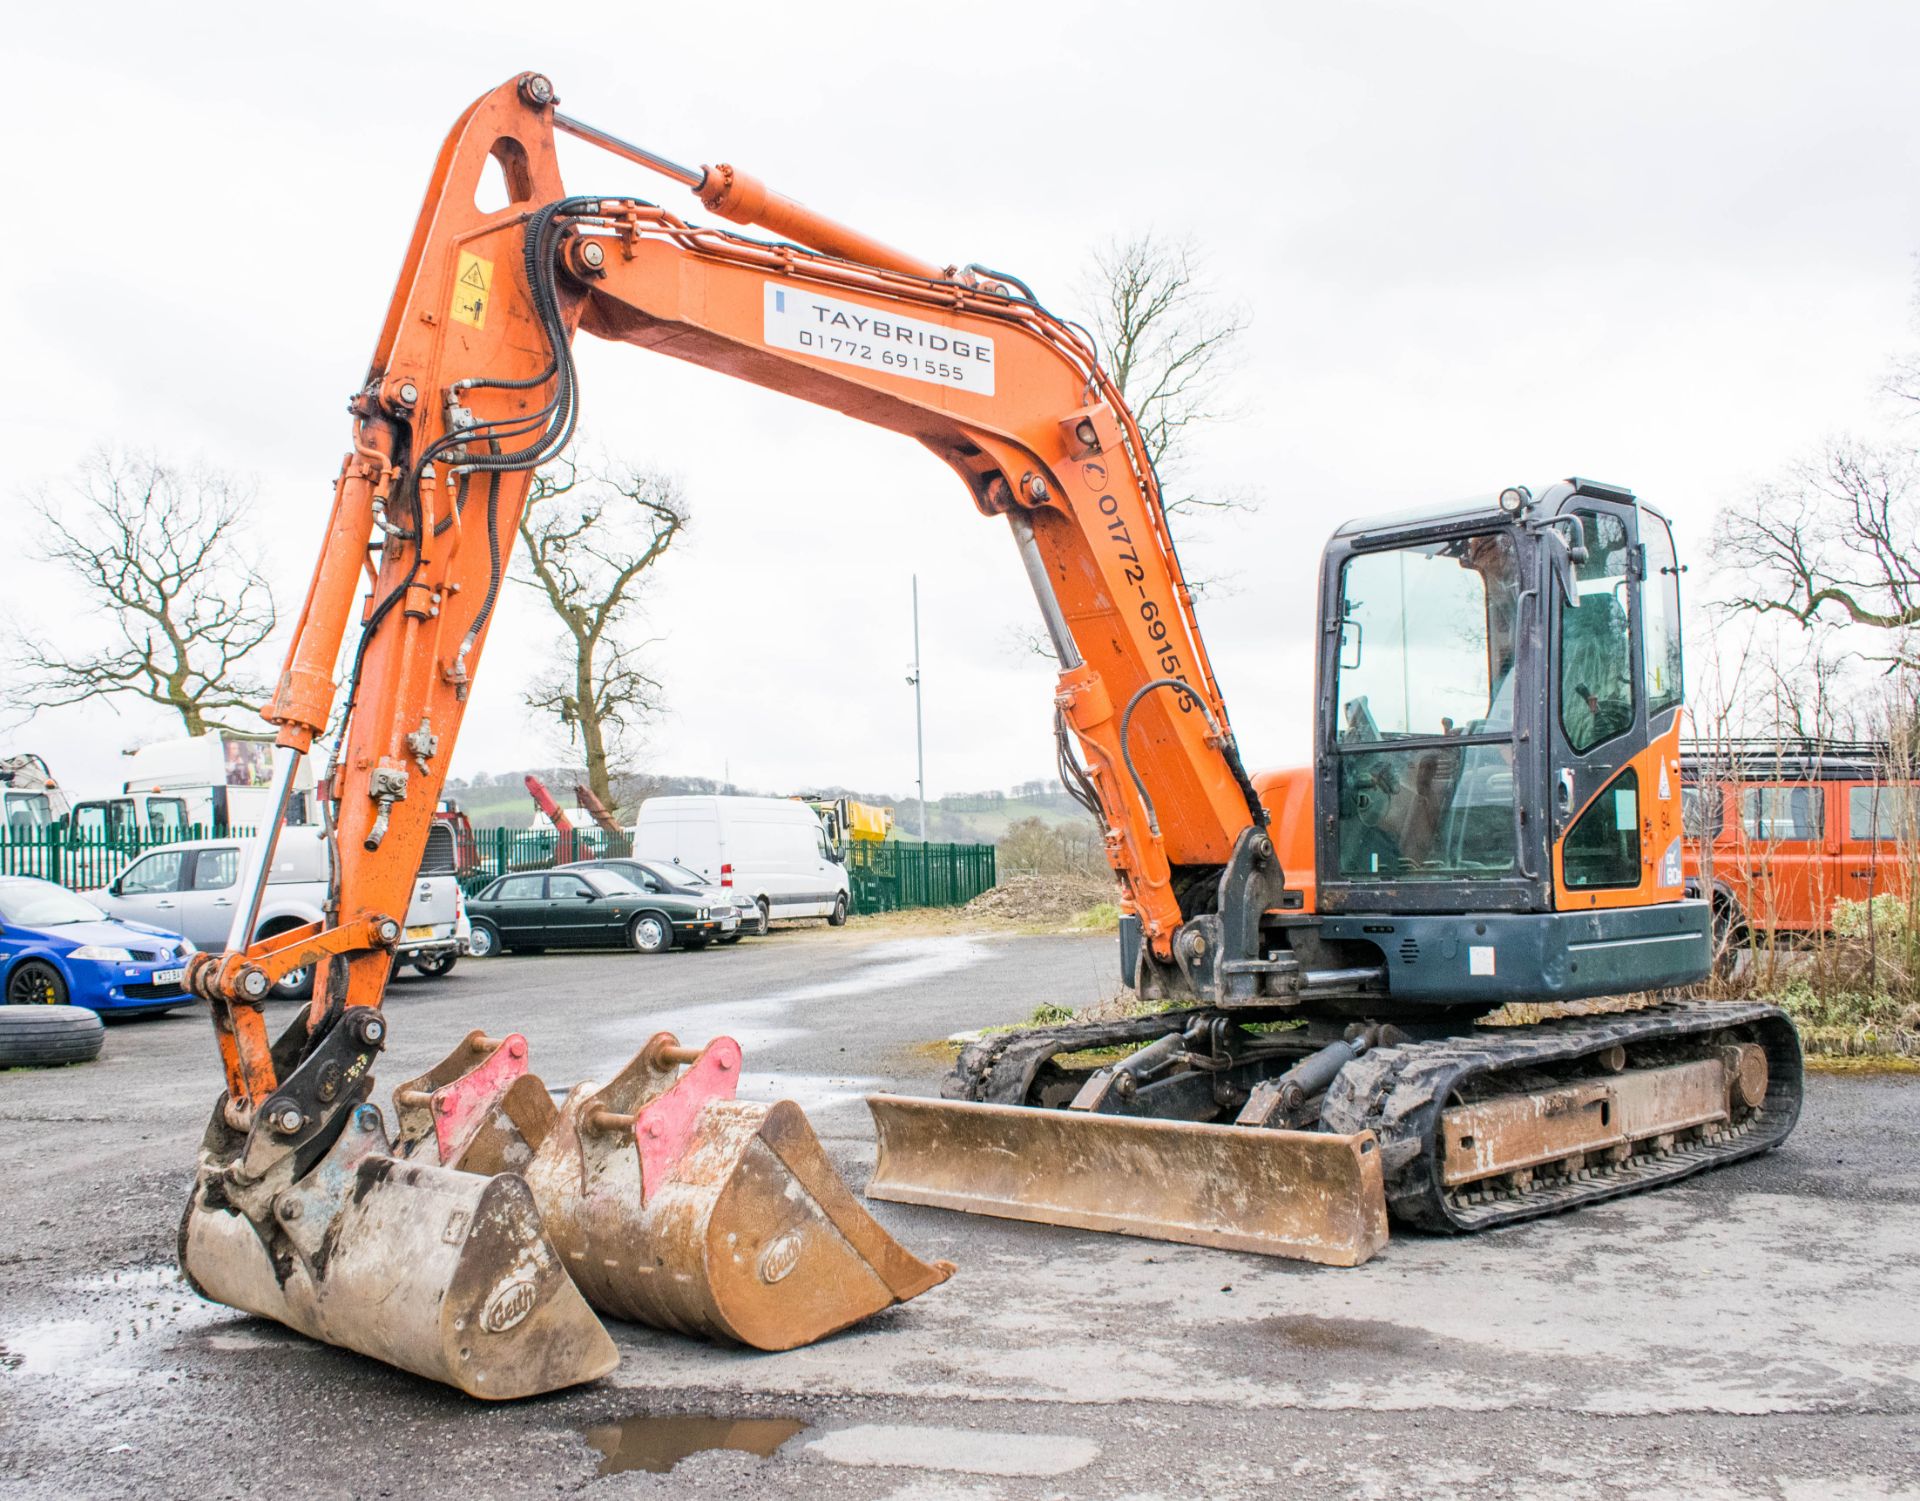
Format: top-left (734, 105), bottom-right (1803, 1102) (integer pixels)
top-left (637, 918), bottom-right (665, 949)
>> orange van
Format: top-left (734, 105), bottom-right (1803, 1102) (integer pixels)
top-left (1681, 739), bottom-right (1916, 951)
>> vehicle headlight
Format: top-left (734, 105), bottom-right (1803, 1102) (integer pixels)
top-left (175, 939), bottom-right (196, 956)
top-left (697, 906), bottom-right (709, 920)
top-left (70, 945), bottom-right (133, 962)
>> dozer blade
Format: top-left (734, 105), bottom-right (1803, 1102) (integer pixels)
top-left (864, 1094), bottom-right (1390, 1268)
top-left (180, 1086), bottom-right (616, 1400)
top-left (523, 1033), bottom-right (954, 1350)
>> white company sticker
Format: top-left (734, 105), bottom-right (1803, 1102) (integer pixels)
top-left (1469, 945), bottom-right (1496, 977)
top-left (763, 283), bottom-right (995, 395)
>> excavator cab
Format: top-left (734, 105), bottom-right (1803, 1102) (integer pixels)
top-left (1301, 477), bottom-right (1708, 1007)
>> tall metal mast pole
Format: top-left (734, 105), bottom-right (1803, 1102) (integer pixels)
top-left (912, 576), bottom-right (927, 842)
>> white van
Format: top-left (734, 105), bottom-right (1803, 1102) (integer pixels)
top-left (634, 795), bottom-right (850, 926)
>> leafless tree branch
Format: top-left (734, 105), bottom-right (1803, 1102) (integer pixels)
top-left (514, 450), bottom-right (688, 813)
top-left (10, 449), bottom-right (276, 736)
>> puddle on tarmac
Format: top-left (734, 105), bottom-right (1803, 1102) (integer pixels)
top-left (1260, 1314), bottom-right (1416, 1353)
top-left (580, 1412), bottom-right (809, 1475)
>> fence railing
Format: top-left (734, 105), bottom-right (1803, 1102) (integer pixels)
top-left (0, 824), bottom-right (256, 891)
top-left (845, 841), bottom-right (997, 914)
top-left (457, 826), bottom-right (634, 894)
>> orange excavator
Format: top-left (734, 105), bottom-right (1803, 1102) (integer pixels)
top-left (178, 72), bottom-right (1802, 1399)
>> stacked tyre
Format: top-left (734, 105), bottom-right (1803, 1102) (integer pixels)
top-left (0, 1004), bottom-right (105, 1068)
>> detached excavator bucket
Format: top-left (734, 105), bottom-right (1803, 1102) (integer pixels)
top-left (523, 1033), bottom-right (954, 1349)
top-left (864, 1095), bottom-right (1389, 1268)
top-left (179, 1013), bottom-right (616, 1400)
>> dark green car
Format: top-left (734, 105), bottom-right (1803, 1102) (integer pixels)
top-left (465, 866), bottom-right (721, 957)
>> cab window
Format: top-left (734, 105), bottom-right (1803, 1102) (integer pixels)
top-left (1559, 511), bottom-right (1635, 754)
top-left (1564, 770), bottom-right (1642, 889)
top-left (547, 874), bottom-right (593, 899)
top-left (1336, 532), bottom-right (1520, 739)
top-left (120, 851), bottom-right (188, 895)
top-left (147, 798), bottom-right (189, 838)
top-left (192, 848), bottom-right (241, 890)
top-left (1641, 513), bottom-right (1683, 717)
top-left (494, 874), bottom-right (544, 901)
top-left (1741, 786), bottom-right (1821, 842)
top-left (5, 792), bottom-right (51, 834)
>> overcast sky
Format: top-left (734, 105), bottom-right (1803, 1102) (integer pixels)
top-left (4, 2), bottom-right (1917, 806)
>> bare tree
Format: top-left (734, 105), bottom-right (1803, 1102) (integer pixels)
top-left (1082, 231), bottom-right (1251, 519)
top-left (515, 453), bottom-right (688, 814)
top-left (1715, 437), bottom-right (1920, 670)
top-left (12, 450), bottom-right (276, 736)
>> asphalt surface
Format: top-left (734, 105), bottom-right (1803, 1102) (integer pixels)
top-left (0, 924), bottom-right (1916, 1500)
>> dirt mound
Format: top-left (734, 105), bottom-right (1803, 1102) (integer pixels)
top-left (962, 873), bottom-right (1117, 923)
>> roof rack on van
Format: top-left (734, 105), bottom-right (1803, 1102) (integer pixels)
top-left (1678, 736), bottom-right (1898, 781)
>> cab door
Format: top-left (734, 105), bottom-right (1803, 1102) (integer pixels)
top-left (1549, 495), bottom-right (1685, 910)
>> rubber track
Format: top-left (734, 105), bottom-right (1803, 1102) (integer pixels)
top-left (1319, 1000), bottom-right (1804, 1232)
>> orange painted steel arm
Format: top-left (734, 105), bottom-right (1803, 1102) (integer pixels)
top-left (201, 73), bottom-right (1259, 1113)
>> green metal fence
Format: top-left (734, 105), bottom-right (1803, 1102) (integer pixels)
top-left (845, 841), bottom-right (997, 914)
top-left (0, 824), bottom-right (254, 892)
top-left (458, 826), bottom-right (634, 894)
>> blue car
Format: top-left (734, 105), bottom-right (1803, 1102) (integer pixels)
top-left (0, 876), bottom-right (196, 1017)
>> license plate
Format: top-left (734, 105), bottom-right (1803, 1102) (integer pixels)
top-left (405, 925), bottom-right (435, 940)
top-left (152, 967), bottom-right (185, 986)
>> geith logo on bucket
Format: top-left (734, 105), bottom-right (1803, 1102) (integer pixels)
top-left (481, 1276), bottom-right (538, 1333)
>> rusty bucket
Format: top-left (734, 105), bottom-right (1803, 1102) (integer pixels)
top-left (179, 1098), bottom-right (618, 1398)
top-left (178, 1008), bottom-right (616, 1400)
top-left (864, 1094), bottom-right (1389, 1267)
top-left (523, 1033), bottom-right (954, 1350)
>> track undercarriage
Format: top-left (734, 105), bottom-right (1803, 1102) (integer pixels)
top-left (867, 999), bottom-right (1802, 1256)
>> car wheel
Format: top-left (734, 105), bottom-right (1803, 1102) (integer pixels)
top-left (6, 960), bottom-right (68, 1007)
top-left (629, 913), bottom-right (672, 955)
top-left (828, 893), bottom-right (848, 927)
top-left (754, 898), bottom-right (771, 936)
top-left (466, 922), bottom-right (500, 959)
top-left (271, 965), bottom-right (314, 1001)
top-left (413, 953), bottom-right (458, 978)
top-left (0, 1003), bottom-right (103, 1067)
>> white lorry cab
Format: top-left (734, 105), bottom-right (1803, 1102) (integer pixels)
top-left (634, 795), bottom-right (849, 927)
top-left (71, 735), bottom-right (317, 840)
top-left (1, 755), bottom-right (72, 836)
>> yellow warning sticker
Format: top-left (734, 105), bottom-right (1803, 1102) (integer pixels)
top-left (451, 251), bottom-right (493, 329)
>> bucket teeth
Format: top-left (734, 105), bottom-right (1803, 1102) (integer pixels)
top-left (179, 1095), bottom-right (617, 1399)
top-left (524, 1033), bottom-right (954, 1350)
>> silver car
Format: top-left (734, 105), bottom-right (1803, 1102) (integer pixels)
top-left (91, 827), bottom-right (467, 998)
